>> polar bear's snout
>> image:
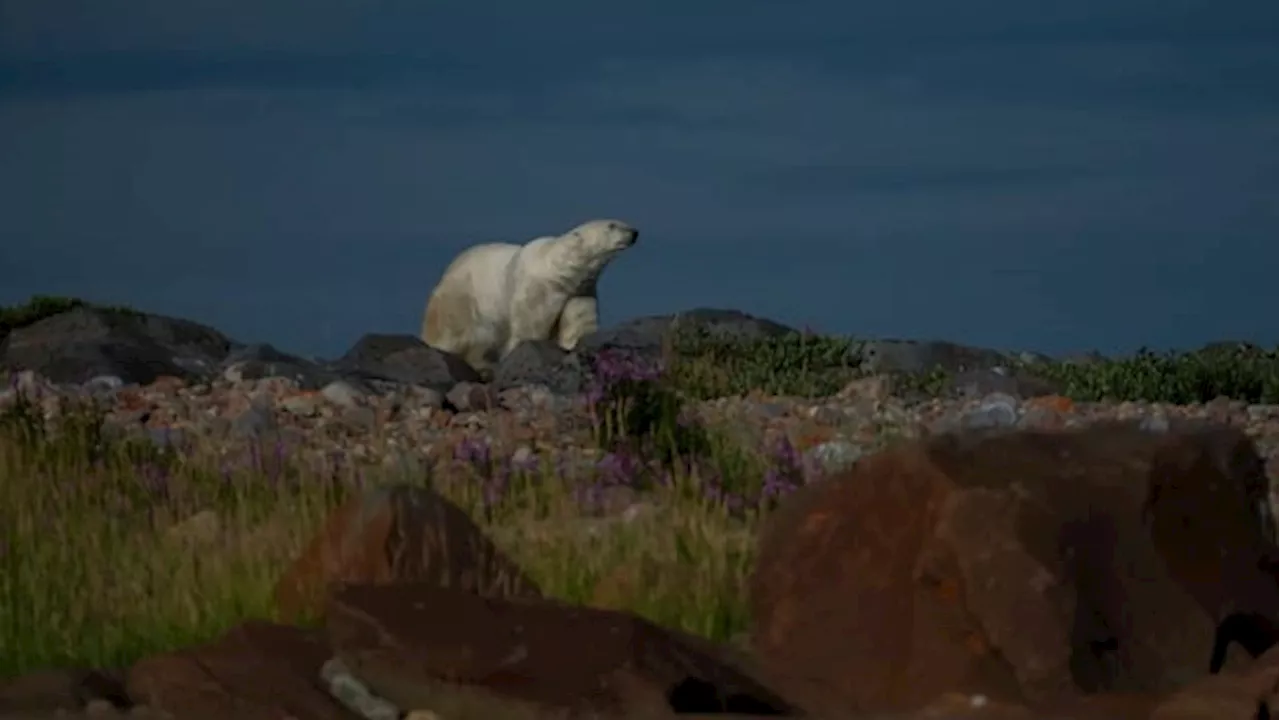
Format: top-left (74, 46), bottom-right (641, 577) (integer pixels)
top-left (607, 220), bottom-right (639, 247)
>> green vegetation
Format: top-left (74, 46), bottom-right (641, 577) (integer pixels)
top-left (663, 324), bottom-right (1276, 405)
top-left (0, 294), bottom-right (140, 338)
top-left (1024, 345), bottom-right (1278, 405)
top-left (665, 325), bottom-right (865, 399)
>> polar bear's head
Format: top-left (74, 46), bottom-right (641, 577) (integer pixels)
top-left (569, 219), bottom-right (638, 256)
top-left (549, 219), bottom-right (639, 286)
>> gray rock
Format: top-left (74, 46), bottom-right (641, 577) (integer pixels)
top-left (945, 367), bottom-right (1063, 400)
top-left (967, 392), bottom-right (1022, 429)
top-left (220, 343), bottom-right (339, 389)
top-left (1139, 412), bottom-right (1172, 434)
top-left (320, 656), bottom-right (400, 720)
top-left (331, 333), bottom-right (481, 391)
top-left (0, 305), bottom-right (234, 385)
top-left (81, 374), bottom-right (126, 398)
top-left (320, 380), bottom-right (366, 409)
top-left (931, 392), bottom-right (1022, 433)
top-left (146, 426), bottom-right (185, 448)
top-left (444, 381), bottom-right (495, 412)
top-left (856, 338), bottom-right (1018, 376)
top-left (230, 400), bottom-right (276, 438)
top-left (494, 340), bottom-right (588, 396)
top-left (576, 308), bottom-right (797, 361)
top-left (805, 441), bottom-right (865, 474)
top-left (279, 393), bottom-right (323, 417)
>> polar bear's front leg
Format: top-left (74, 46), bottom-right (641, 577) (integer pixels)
top-left (504, 280), bottom-right (565, 358)
top-left (556, 295), bottom-right (599, 351)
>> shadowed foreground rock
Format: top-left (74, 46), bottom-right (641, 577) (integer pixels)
top-left (1148, 646), bottom-right (1278, 719)
top-left (0, 666), bottom-right (130, 715)
top-left (326, 582), bottom-right (801, 719)
top-left (126, 621), bottom-right (353, 720)
top-left (274, 483), bottom-right (543, 622)
top-left (750, 422), bottom-right (1278, 718)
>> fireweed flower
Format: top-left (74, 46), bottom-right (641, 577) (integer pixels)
top-left (596, 449), bottom-right (642, 487)
top-left (452, 436), bottom-right (494, 478)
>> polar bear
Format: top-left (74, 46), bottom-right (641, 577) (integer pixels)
top-left (420, 219), bottom-right (639, 373)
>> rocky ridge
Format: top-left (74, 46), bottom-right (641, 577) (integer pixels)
top-left (2, 304), bottom-right (1276, 513)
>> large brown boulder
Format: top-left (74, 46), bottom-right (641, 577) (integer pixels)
top-left (1149, 645), bottom-right (1278, 719)
top-left (326, 582), bottom-right (801, 718)
top-left (126, 621), bottom-right (355, 720)
top-left (274, 483), bottom-right (542, 622)
top-left (749, 422), bottom-right (1277, 717)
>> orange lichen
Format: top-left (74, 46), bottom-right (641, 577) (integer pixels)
top-left (1026, 395), bottom-right (1074, 413)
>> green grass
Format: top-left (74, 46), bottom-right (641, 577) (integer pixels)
top-left (662, 323), bottom-right (1277, 405)
top-left (0, 390), bottom-right (767, 676)
top-left (0, 294), bottom-right (141, 339)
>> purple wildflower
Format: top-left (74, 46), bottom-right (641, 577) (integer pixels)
top-left (596, 449), bottom-right (641, 487)
top-left (453, 436), bottom-right (492, 467)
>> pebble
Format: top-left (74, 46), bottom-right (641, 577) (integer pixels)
top-left (321, 380), bottom-right (365, 409)
top-left (1138, 411), bottom-right (1171, 433)
top-left (320, 656), bottom-right (401, 720)
top-left (83, 375), bottom-right (126, 395)
top-left (510, 444), bottom-right (537, 469)
top-left (279, 393), bottom-right (323, 417)
top-left (146, 426), bottom-right (185, 448)
top-left (805, 440), bottom-right (864, 473)
top-left (230, 401), bottom-right (276, 437)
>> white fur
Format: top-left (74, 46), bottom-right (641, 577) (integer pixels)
top-left (421, 219), bottom-right (638, 372)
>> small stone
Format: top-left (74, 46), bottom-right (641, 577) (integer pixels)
top-left (1139, 412), bottom-right (1171, 434)
top-left (146, 426), bottom-right (185, 448)
top-left (83, 375), bottom-right (126, 394)
top-left (10, 369), bottom-right (46, 397)
top-left (510, 444), bottom-right (537, 469)
top-left (588, 485), bottom-right (641, 517)
top-left (755, 402), bottom-right (788, 419)
top-left (231, 401), bottom-right (276, 438)
top-left (280, 393), bottom-right (323, 417)
top-left (416, 386), bottom-right (446, 410)
top-left (1246, 404), bottom-right (1275, 421)
top-left (83, 698), bottom-right (119, 718)
top-left (619, 501), bottom-right (656, 524)
top-left (838, 374), bottom-right (895, 402)
top-left (164, 510), bottom-right (221, 546)
top-left (320, 656), bottom-right (400, 720)
top-left (959, 392), bottom-right (1021, 429)
top-left (805, 441), bottom-right (864, 474)
top-left (444, 382), bottom-right (490, 412)
top-left (320, 380), bottom-right (365, 408)
top-left (340, 406), bottom-right (378, 429)
top-left (221, 362), bottom-right (247, 383)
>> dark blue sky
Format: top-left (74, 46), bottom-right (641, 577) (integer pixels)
top-left (1, 1), bottom-right (1274, 360)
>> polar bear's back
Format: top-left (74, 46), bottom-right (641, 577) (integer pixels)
top-left (421, 242), bottom-right (522, 367)
top-left (436, 242), bottom-right (522, 313)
